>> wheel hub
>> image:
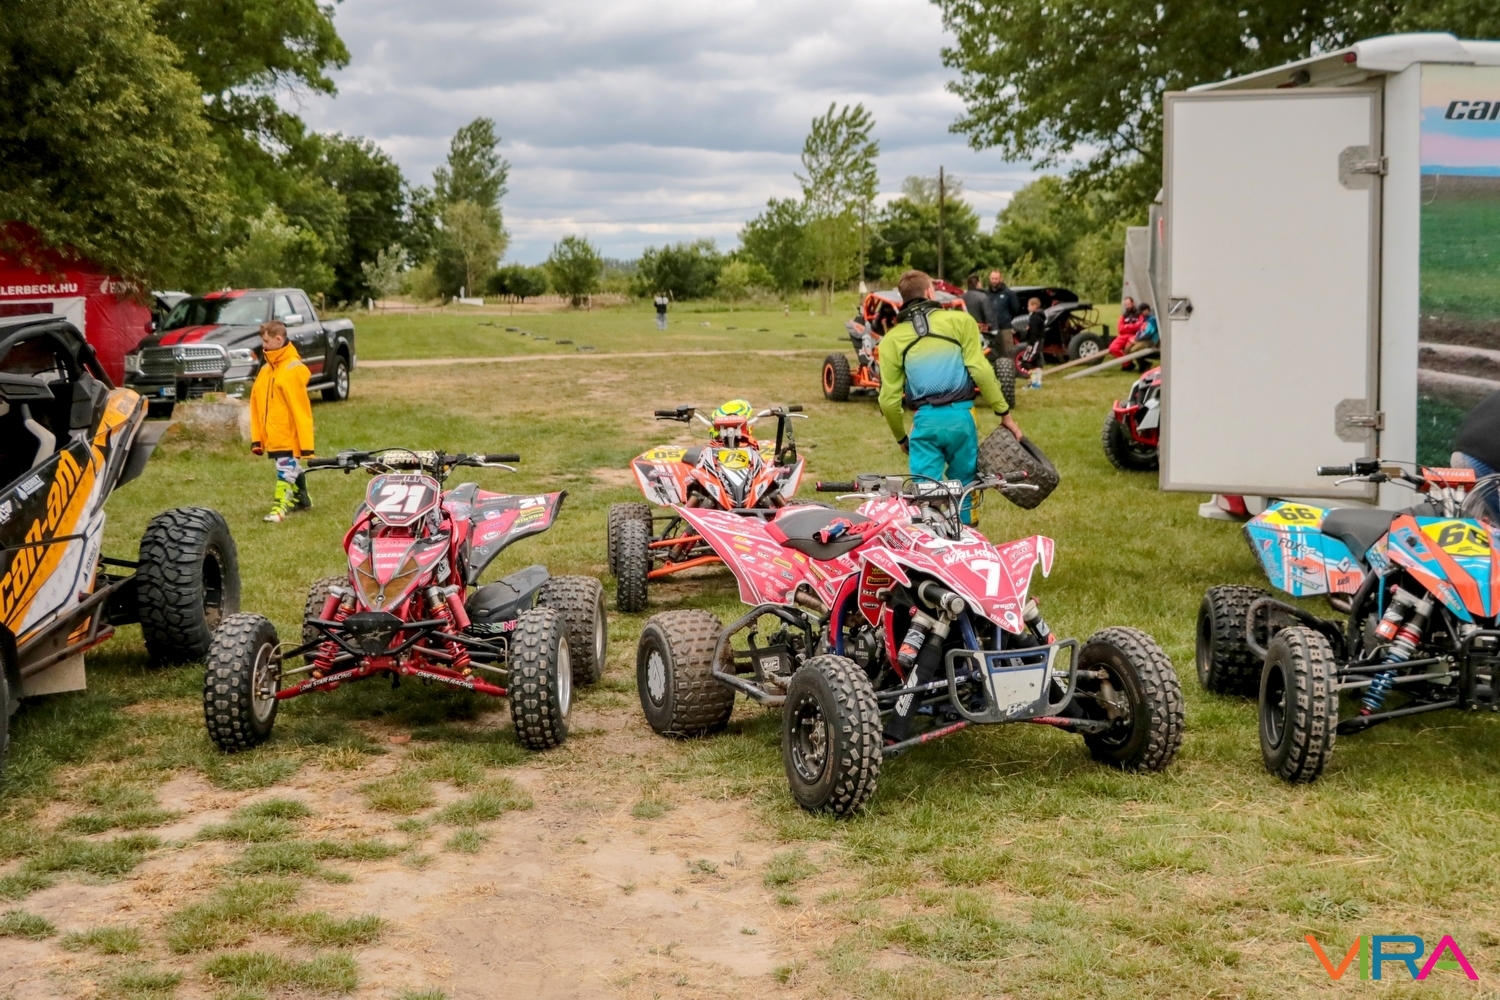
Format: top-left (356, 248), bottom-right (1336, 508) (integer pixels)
top-left (557, 639), bottom-right (573, 714)
top-left (790, 696), bottom-right (829, 784)
top-left (647, 650), bottom-right (667, 705)
top-left (251, 641), bottom-right (279, 724)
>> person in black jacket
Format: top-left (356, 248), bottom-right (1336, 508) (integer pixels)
top-left (962, 274), bottom-right (989, 327)
top-left (985, 270), bottom-right (1020, 349)
top-left (1454, 390), bottom-right (1500, 478)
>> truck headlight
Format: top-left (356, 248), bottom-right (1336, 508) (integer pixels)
top-left (123, 353), bottom-right (141, 374)
top-left (227, 348), bottom-right (256, 367)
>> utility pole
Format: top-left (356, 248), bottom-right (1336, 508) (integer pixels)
top-left (937, 166), bottom-right (946, 282)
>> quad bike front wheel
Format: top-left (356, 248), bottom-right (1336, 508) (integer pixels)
top-left (1100, 411), bottom-right (1158, 472)
top-left (782, 655), bottom-right (881, 816)
top-left (636, 610), bottom-right (734, 736)
top-left (508, 607), bottom-right (572, 750)
top-left (822, 354), bottom-right (852, 402)
top-left (1075, 627), bottom-right (1184, 772)
top-left (137, 507), bottom-right (240, 665)
top-left (203, 613), bottom-right (281, 751)
top-left (614, 517), bottom-right (651, 613)
top-left (607, 502), bottom-right (652, 576)
top-left (537, 575), bottom-right (607, 685)
top-left (1196, 585), bottom-right (1271, 695)
top-left (1259, 627), bottom-right (1337, 783)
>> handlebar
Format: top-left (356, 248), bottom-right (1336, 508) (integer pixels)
top-left (480, 453), bottom-right (521, 464)
top-left (1317, 465), bottom-right (1353, 477)
top-left (304, 449), bottom-right (520, 473)
top-left (816, 481), bottom-right (855, 493)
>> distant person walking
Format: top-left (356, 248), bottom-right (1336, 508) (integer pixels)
top-left (985, 270), bottom-right (1020, 351)
top-left (653, 292), bottom-right (669, 330)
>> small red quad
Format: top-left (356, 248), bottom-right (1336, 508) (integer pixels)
top-left (1102, 365), bottom-right (1161, 472)
top-left (203, 448), bottom-right (605, 752)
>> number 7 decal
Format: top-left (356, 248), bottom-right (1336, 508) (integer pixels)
top-left (969, 558), bottom-right (1002, 597)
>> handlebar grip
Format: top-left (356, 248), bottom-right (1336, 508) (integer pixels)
top-left (1317, 465), bottom-right (1354, 477)
top-left (787, 404), bottom-right (803, 413)
top-left (653, 410), bottom-right (678, 418)
top-left (305, 457), bottom-right (340, 468)
top-left (483, 453), bottom-right (521, 464)
top-left (816, 481), bottom-right (856, 493)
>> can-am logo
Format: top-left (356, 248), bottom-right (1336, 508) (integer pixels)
top-left (1444, 100), bottom-right (1500, 120)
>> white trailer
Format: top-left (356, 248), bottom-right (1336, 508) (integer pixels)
top-left (1160, 33), bottom-right (1500, 512)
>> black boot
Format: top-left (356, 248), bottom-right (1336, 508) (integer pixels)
top-left (293, 472), bottom-right (312, 511)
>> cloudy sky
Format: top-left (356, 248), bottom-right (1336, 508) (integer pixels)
top-left (298, 0), bottom-right (1037, 264)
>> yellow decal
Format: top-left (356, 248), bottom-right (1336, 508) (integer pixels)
top-left (716, 449), bottom-right (751, 470)
top-left (1, 447), bottom-right (100, 632)
top-left (1261, 503), bottom-right (1326, 527)
top-left (1422, 520), bottom-right (1490, 558)
top-left (642, 447), bottom-right (686, 463)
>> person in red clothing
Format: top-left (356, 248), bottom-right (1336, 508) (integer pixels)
top-left (1108, 296), bottom-right (1144, 360)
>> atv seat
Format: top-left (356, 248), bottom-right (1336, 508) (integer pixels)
top-left (1322, 508), bottom-right (1397, 563)
top-left (766, 507), bottom-right (871, 561)
top-left (466, 564), bottom-right (550, 626)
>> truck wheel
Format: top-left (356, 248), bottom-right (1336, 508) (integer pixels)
top-left (614, 518), bottom-right (651, 613)
top-left (508, 607), bottom-right (571, 750)
top-left (301, 576), bottom-right (347, 663)
top-left (977, 430), bottom-right (1059, 509)
top-left (321, 354), bottom-right (351, 402)
top-left (1101, 410), bottom-right (1158, 471)
top-left (1077, 627), bottom-right (1184, 772)
top-left (137, 507), bottom-right (239, 665)
top-left (1260, 627), bottom-right (1337, 783)
top-left (607, 502), bottom-right (652, 576)
top-left (822, 354), bottom-right (851, 402)
top-left (636, 610), bottom-right (734, 736)
top-left (1067, 331), bottom-right (1108, 361)
top-left (203, 614), bottom-right (281, 752)
top-left (536, 575), bottom-right (607, 685)
top-left (993, 354), bottom-right (1017, 410)
top-left (1196, 585), bottom-right (1269, 695)
top-left (783, 655), bottom-right (881, 816)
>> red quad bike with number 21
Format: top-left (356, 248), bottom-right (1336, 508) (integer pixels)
top-left (203, 448), bottom-right (605, 754)
top-left (634, 473), bottom-right (1185, 815)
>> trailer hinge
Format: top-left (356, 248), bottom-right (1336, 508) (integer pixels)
top-left (1339, 146), bottom-right (1388, 189)
top-left (1335, 399), bottom-right (1384, 442)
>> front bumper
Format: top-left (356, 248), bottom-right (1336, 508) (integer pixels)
top-left (125, 344), bottom-right (256, 401)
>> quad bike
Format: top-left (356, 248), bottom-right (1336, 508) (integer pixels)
top-left (1009, 290), bottom-right (1112, 373)
top-left (0, 316), bottom-right (239, 785)
top-left (609, 403), bottom-right (807, 613)
top-left (822, 285), bottom-right (1016, 408)
top-left (1102, 366), bottom-right (1161, 472)
top-left (1196, 461), bottom-right (1500, 783)
top-left (204, 448), bottom-right (605, 753)
top-left (635, 473), bottom-right (1184, 815)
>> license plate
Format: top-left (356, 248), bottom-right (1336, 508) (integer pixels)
top-left (159, 387), bottom-right (176, 398)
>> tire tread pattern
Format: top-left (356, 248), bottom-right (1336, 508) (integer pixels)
top-left (202, 613), bottom-right (278, 752)
top-left (607, 502), bottom-right (652, 576)
top-left (1083, 626), bottom-right (1184, 772)
top-left (640, 610), bottom-right (734, 735)
top-left (977, 430), bottom-right (1060, 509)
top-left (1101, 410), bottom-right (1158, 472)
top-left (508, 607), bottom-right (570, 750)
top-left (1262, 627), bottom-right (1337, 783)
top-left (536, 575), bottom-right (606, 685)
top-left (1197, 585), bottom-right (1269, 695)
top-left (790, 655), bottom-right (882, 816)
top-left (137, 507), bottom-right (239, 665)
top-left (614, 518), bottom-right (651, 613)
top-left (823, 354), bottom-right (852, 402)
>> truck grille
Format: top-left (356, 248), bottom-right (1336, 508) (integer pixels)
top-left (139, 345), bottom-right (226, 377)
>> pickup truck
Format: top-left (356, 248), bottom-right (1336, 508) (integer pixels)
top-left (123, 287), bottom-right (355, 418)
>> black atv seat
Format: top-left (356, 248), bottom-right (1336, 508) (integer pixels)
top-left (766, 507), bottom-right (871, 562)
top-left (1322, 508), bottom-right (1397, 563)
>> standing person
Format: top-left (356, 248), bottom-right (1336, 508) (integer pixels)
top-left (985, 270), bottom-right (1021, 351)
top-left (653, 291), bottom-right (669, 330)
top-left (878, 270), bottom-right (1022, 527)
top-left (962, 274), bottom-right (989, 328)
top-left (249, 321), bottom-right (315, 523)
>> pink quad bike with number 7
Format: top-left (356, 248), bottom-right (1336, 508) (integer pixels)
top-left (634, 472), bottom-right (1184, 816)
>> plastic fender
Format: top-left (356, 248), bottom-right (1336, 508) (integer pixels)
top-left (631, 456), bottom-right (684, 506)
top-left (676, 505), bottom-right (821, 606)
top-left (1388, 517), bottom-right (1490, 621)
top-left (1244, 503), bottom-right (1353, 597)
top-left (461, 492), bottom-right (566, 585)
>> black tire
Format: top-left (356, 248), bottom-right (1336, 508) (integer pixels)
top-left (636, 610), bottom-right (735, 736)
top-left (0, 669), bottom-right (10, 791)
top-left (301, 576), bottom-right (347, 663)
top-left (1101, 410), bottom-right (1158, 472)
top-left (1196, 585), bottom-right (1270, 695)
top-left (614, 518), bottom-right (651, 613)
top-left (203, 613), bottom-right (280, 751)
top-left (536, 575), bottom-right (607, 686)
top-left (1076, 627), bottom-right (1184, 772)
top-left (507, 607), bottom-right (571, 750)
top-left (993, 354), bottom-right (1017, 410)
top-left (977, 430), bottom-right (1060, 509)
top-left (321, 353), bottom-right (351, 402)
top-left (1067, 331), bottom-right (1108, 361)
top-left (1259, 627), bottom-right (1337, 783)
top-left (782, 655), bottom-right (882, 816)
top-left (607, 502), bottom-right (652, 576)
top-left (822, 354), bottom-right (852, 402)
top-left (137, 507), bottom-right (239, 665)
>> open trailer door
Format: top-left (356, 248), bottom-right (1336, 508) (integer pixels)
top-left (1161, 88), bottom-right (1383, 501)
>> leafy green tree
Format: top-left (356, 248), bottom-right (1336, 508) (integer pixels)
top-left (222, 206), bottom-right (333, 292)
top-left (739, 199), bottom-right (812, 298)
top-left (636, 240), bottom-right (723, 299)
top-left (547, 235), bottom-right (603, 307)
top-left (487, 264), bottom-right (550, 300)
top-left (316, 134), bottom-right (409, 303)
top-left (989, 176), bottom-right (1135, 300)
top-left (0, 0), bottom-right (225, 284)
top-left (360, 244), bottom-right (409, 307)
top-left (798, 103), bottom-right (878, 311)
top-left (715, 260), bottom-right (771, 303)
top-left (873, 175), bottom-right (989, 285)
top-left (433, 118), bottom-right (509, 216)
top-left (440, 201), bottom-right (505, 297)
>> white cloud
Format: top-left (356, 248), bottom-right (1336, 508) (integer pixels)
top-left (299, 0), bottom-right (1036, 262)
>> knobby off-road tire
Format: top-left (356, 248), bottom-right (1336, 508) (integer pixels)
top-left (508, 607), bottom-right (572, 750)
top-left (636, 610), bottom-right (735, 736)
top-left (1196, 585), bottom-right (1270, 696)
top-left (822, 354), bottom-right (852, 402)
top-left (994, 354), bottom-right (1017, 410)
top-left (607, 502), bottom-right (652, 576)
top-left (1260, 627), bottom-right (1337, 783)
top-left (321, 353), bottom-right (351, 402)
top-left (301, 575), bottom-right (347, 661)
top-left (203, 613), bottom-right (281, 751)
top-left (536, 575), bottom-right (607, 686)
top-left (1101, 410), bottom-right (1158, 472)
top-left (138, 507), bottom-right (239, 665)
top-left (614, 518), bottom-right (651, 613)
top-left (1078, 627), bottom-right (1184, 772)
top-left (977, 430), bottom-right (1060, 510)
top-left (782, 655), bottom-right (882, 816)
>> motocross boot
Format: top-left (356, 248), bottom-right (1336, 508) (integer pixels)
top-left (264, 481), bottom-right (295, 522)
top-left (292, 473), bottom-right (312, 512)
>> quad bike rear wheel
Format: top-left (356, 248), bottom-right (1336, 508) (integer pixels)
top-left (614, 517), bottom-right (651, 613)
top-left (1076, 627), bottom-right (1183, 772)
top-left (1101, 411), bottom-right (1158, 472)
top-left (138, 507), bottom-right (240, 665)
top-left (203, 613), bottom-right (281, 751)
top-left (536, 575), bottom-right (607, 685)
top-left (1259, 627), bottom-right (1337, 783)
top-left (782, 655), bottom-right (881, 816)
top-left (1067, 330), bottom-right (1109, 361)
top-left (636, 609), bottom-right (735, 736)
top-left (1196, 585), bottom-right (1270, 695)
top-left (508, 607), bottom-right (572, 750)
top-left (607, 502), bottom-right (652, 576)
top-left (301, 575), bottom-right (347, 662)
top-left (822, 354), bottom-right (852, 402)
top-left (977, 430), bottom-right (1060, 509)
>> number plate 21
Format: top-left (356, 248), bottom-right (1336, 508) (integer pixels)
top-left (367, 474), bottom-right (441, 526)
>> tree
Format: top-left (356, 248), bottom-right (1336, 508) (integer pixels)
top-left (223, 206), bottom-right (333, 292)
top-left (316, 134), bottom-right (409, 303)
top-left (487, 264), bottom-right (550, 300)
top-left (441, 201), bottom-right (504, 297)
top-left (547, 236), bottom-right (602, 307)
top-left (989, 176), bottom-right (1136, 300)
top-left (361, 244), bottom-right (409, 306)
top-left (739, 199), bottom-right (812, 298)
top-left (0, 0), bottom-right (226, 285)
top-left (715, 260), bottom-right (770, 303)
top-left (873, 175), bottom-right (989, 284)
top-left (798, 103), bottom-right (878, 311)
top-left (433, 118), bottom-right (509, 216)
top-left (636, 240), bottom-right (723, 299)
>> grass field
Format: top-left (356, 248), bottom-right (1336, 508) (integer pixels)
top-left (3, 301), bottom-right (1498, 999)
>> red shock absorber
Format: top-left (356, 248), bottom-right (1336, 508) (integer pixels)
top-left (311, 586), bottom-right (351, 676)
top-left (428, 586), bottom-right (471, 671)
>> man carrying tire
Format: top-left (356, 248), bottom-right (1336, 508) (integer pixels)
top-left (878, 270), bottom-right (1022, 524)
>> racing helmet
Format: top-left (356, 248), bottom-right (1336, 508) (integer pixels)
top-left (712, 399), bottom-right (753, 422)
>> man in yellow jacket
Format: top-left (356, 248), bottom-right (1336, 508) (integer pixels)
top-left (249, 321), bottom-right (315, 522)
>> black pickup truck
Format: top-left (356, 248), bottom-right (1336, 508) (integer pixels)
top-left (123, 287), bottom-right (355, 417)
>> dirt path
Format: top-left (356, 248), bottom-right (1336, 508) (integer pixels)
top-left (359, 349), bottom-right (829, 369)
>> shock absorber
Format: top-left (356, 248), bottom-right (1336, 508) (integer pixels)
top-left (1362, 589), bottom-right (1435, 715)
top-left (311, 586), bottom-right (352, 676)
top-left (428, 586), bottom-right (471, 672)
top-left (1022, 599), bottom-right (1056, 644)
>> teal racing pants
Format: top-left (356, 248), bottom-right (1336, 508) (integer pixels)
top-left (908, 401), bottom-right (979, 522)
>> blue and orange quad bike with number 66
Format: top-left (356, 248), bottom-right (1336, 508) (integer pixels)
top-left (1195, 460), bottom-right (1500, 784)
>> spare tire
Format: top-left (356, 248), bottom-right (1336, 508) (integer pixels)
top-left (977, 430), bottom-right (1059, 509)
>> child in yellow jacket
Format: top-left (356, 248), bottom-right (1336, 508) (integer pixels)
top-left (249, 321), bottom-right (315, 522)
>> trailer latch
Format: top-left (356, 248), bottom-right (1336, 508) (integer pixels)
top-left (1335, 399), bottom-right (1384, 441)
top-left (1339, 146), bottom-right (1388, 188)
